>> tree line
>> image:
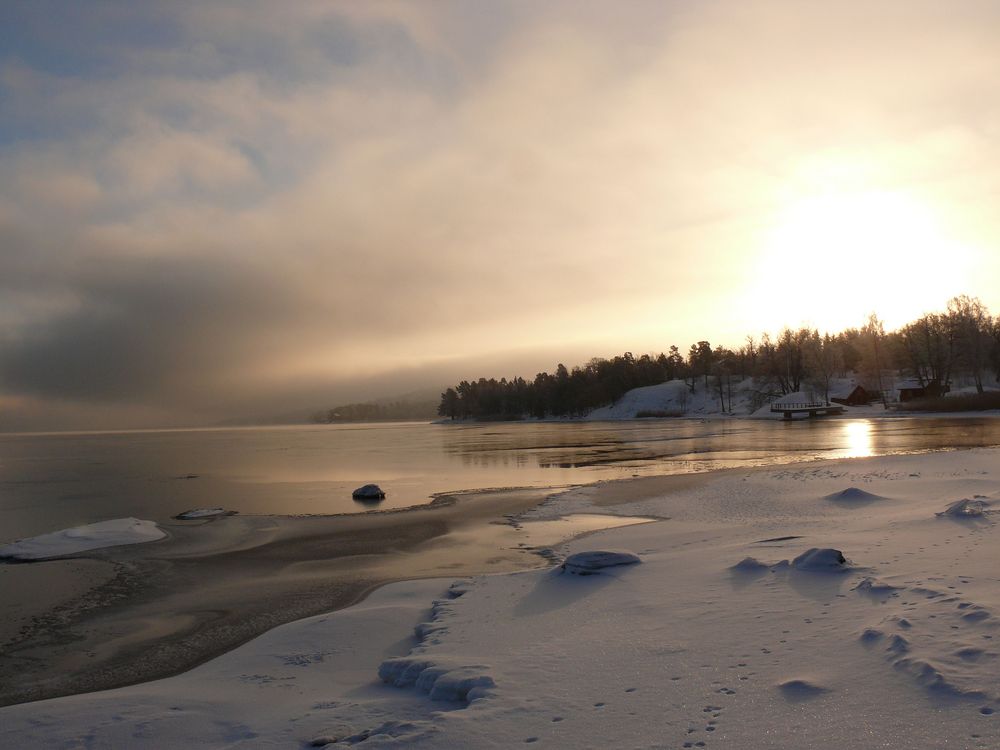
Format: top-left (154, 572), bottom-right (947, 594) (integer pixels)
top-left (312, 399), bottom-right (439, 423)
top-left (438, 295), bottom-right (1000, 420)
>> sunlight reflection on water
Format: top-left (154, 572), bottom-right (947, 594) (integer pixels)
top-left (840, 420), bottom-right (874, 458)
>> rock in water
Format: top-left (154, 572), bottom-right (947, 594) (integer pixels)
top-left (174, 507), bottom-right (234, 520)
top-left (560, 549), bottom-right (641, 575)
top-left (352, 484), bottom-right (386, 501)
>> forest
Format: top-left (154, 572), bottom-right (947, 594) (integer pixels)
top-left (311, 399), bottom-right (439, 424)
top-left (437, 296), bottom-right (1000, 420)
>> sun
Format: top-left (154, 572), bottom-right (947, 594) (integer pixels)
top-left (742, 188), bottom-right (975, 334)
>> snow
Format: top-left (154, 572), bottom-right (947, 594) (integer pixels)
top-left (585, 377), bottom-right (863, 420)
top-left (0, 518), bottom-right (165, 561)
top-left (6, 449), bottom-right (1000, 747)
top-left (584, 374), bottom-right (998, 421)
top-left (731, 556), bottom-right (771, 572)
top-left (378, 658), bottom-right (496, 703)
top-left (587, 379), bottom-right (697, 419)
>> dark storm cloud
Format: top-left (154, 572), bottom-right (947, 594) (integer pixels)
top-left (0, 252), bottom-right (281, 400)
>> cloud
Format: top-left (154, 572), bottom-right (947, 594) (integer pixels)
top-left (2, 1), bottom-right (1000, 428)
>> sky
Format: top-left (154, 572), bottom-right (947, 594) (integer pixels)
top-left (2, 1), bottom-right (1000, 430)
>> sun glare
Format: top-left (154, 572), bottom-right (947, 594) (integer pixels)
top-left (744, 188), bottom-right (974, 334)
top-left (840, 420), bottom-right (874, 459)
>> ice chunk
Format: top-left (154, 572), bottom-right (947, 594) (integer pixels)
top-left (0, 518), bottom-right (165, 561)
top-left (174, 507), bottom-right (234, 520)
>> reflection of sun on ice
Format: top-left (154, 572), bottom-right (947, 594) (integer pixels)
top-left (745, 189), bottom-right (974, 333)
top-left (841, 420), bottom-right (873, 459)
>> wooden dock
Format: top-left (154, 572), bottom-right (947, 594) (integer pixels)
top-left (770, 401), bottom-right (846, 420)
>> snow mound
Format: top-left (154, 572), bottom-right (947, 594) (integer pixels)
top-left (778, 678), bottom-right (830, 700)
top-left (447, 580), bottom-right (473, 598)
top-left (0, 518), bottom-right (165, 561)
top-left (936, 497), bottom-right (991, 517)
top-left (854, 577), bottom-right (902, 598)
top-left (790, 548), bottom-right (848, 571)
top-left (560, 549), bottom-right (641, 575)
top-left (174, 507), bottom-right (235, 520)
top-left (825, 487), bottom-right (884, 503)
top-left (376, 577), bottom-right (495, 705)
top-left (311, 719), bottom-right (436, 746)
top-left (731, 556), bottom-right (770, 572)
top-left (378, 657), bottom-right (495, 702)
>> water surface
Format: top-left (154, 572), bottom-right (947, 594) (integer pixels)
top-left (2, 417), bottom-right (999, 541)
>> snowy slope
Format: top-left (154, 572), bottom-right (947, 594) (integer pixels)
top-left (588, 376), bottom-right (872, 420)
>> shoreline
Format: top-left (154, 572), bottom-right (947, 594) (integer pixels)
top-left (3, 437), bottom-right (999, 708)
top-left (0, 483), bottom-right (657, 708)
top-left (6, 447), bottom-right (1000, 747)
top-left (435, 407), bottom-right (1000, 423)
top-left (3, 407), bottom-right (999, 438)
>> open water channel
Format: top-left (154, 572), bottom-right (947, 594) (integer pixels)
top-left (3, 416), bottom-right (1000, 541)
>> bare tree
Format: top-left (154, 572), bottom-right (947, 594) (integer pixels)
top-left (805, 331), bottom-right (842, 405)
top-left (948, 295), bottom-right (992, 393)
top-left (861, 313), bottom-right (889, 408)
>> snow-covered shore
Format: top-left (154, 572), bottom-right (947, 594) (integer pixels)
top-left (5, 448), bottom-right (1000, 747)
top-left (588, 377), bottom-right (1000, 421)
top-left (437, 377), bottom-right (1000, 423)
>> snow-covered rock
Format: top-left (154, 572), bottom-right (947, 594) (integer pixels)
top-left (731, 556), bottom-right (771, 572)
top-left (560, 549), bottom-right (641, 575)
top-left (0, 518), bottom-right (165, 561)
top-left (936, 497), bottom-right (991, 517)
top-left (790, 547), bottom-right (848, 571)
top-left (378, 657), bottom-right (495, 703)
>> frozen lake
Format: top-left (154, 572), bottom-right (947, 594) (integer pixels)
top-left (3, 416), bottom-right (1000, 540)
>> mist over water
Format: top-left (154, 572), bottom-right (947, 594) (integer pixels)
top-left (2, 417), bottom-right (999, 542)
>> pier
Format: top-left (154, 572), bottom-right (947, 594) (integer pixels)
top-left (770, 401), bottom-right (846, 420)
